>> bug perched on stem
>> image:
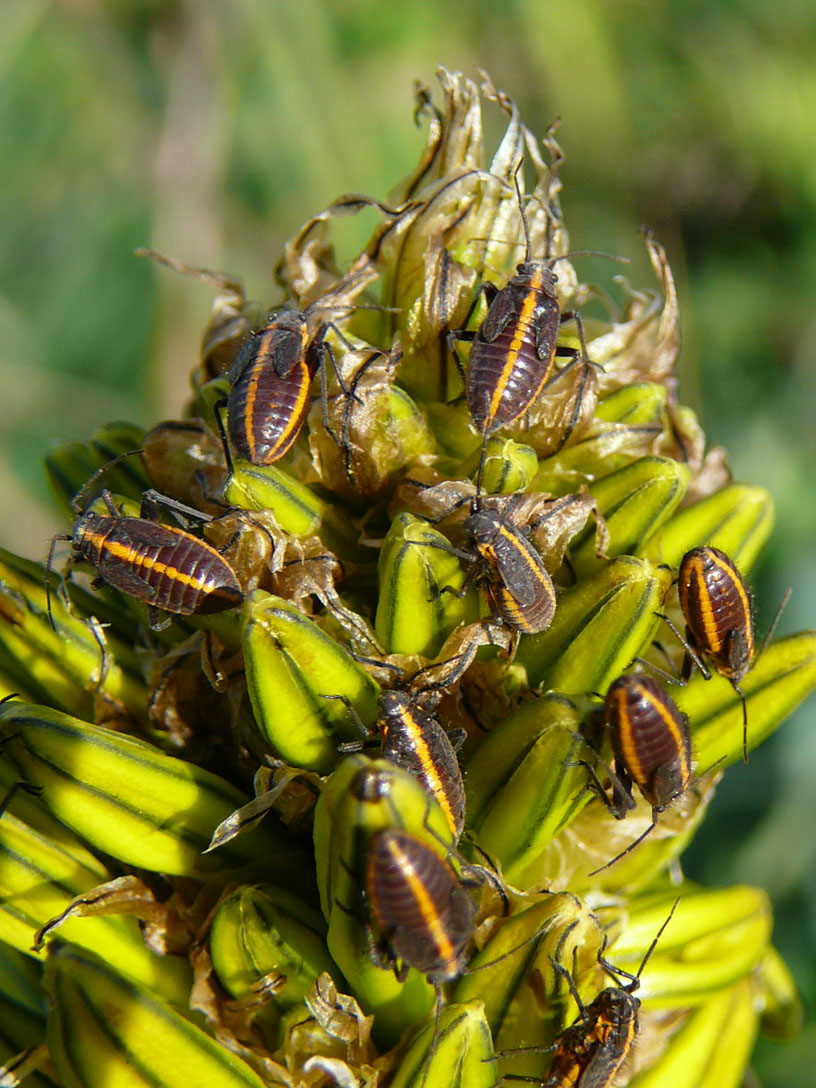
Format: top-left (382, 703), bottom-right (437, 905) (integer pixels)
top-left (449, 161), bottom-right (601, 493)
top-left (335, 651), bottom-right (473, 843)
top-left (660, 545), bottom-right (790, 762)
top-left (582, 674), bottom-right (692, 876)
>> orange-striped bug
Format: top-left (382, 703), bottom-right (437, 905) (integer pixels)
top-left (336, 651), bottom-right (475, 843)
top-left (498, 901), bottom-right (678, 1088)
top-left (48, 486), bottom-right (243, 632)
top-left (581, 674), bottom-right (692, 876)
top-left (365, 827), bottom-right (476, 985)
top-left (448, 163), bottom-right (621, 492)
top-left (659, 545), bottom-right (789, 762)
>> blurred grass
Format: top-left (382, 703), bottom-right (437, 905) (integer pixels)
top-left (1, 1), bottom-right (815, 1081)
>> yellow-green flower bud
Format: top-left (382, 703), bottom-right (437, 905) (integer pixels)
top-left (516, 557), bottom-right (672, 692)
top-left (242, 590), bottom-right (380, 773)
top-left (569, 456), bottom-right (690, 577)
top-left (628, 978), bottom-right (757, 1088)
top-left (639, 482), bottom-right (774, 571)
top-left (602, 886), bottom-right (771, 1005)
top-left (755, 946), bottom-right (804, 1041)
top-left (389, 1000), bottom-right (498, 1088)
top-left (376, 513), bottom-right (479, 656)
top-left (0, 811), bottom-right (190, 1005)
top-left (478, 437), bottom-right (540, 496)
top-left (222, 458), bottom-right (361, 561)
top-left (675, 631), bottom-right (816, 769)
top-left (464, 693), bottom-right (593, 883)
top-left (0, 548), bottom-right (148, 719)
top-left (455, 892), bottom-right (603, 1082)
top-left (209, 884), bottom-right (335, 1008)
top-left (45, 942), bottom-right (267, 1088)
top-left (0, 700), bottom-right (293, 876)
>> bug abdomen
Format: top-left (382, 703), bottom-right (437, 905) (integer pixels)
top-left (607, 675), bottom-right (691, 811)
top-left (365, 829), bottom-right (473, 983)
top-left (227, 357), bottom-right (313, 465)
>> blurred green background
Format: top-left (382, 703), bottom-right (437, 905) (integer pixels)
top-left (1, 0), bottom-right (814, 1077)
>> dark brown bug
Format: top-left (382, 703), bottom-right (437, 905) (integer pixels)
top-left (337, 652), bottom-right (473, 843)
top-left (49, 489), bottom-right (243, 631)
top-left (676, 545), bottom-right (754, 760)
top-left (461, 506), bottom-right (557, 635)
top-left (225, 308), bottom-right (318, 466)
top-left (585, 674), bottom-right (692, 875)
top-left (365, 827), bottom-right (475, 984)
top-left (449, 166), bottom-right (594, 490)
top-left (378, 691), bottom-right (466, 843)
top-left (499, 902), bottom-right (677, 1088)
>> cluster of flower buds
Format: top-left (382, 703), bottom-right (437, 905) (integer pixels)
top-left (0, 69), bottom-right (813, 1088)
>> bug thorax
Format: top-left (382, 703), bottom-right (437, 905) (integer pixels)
top-left (462, 508), bottom-right (504, 547)
top-left (509, 261), bottom-right (559, 298)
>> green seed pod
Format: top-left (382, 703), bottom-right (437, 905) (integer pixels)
top-left (209, 884), bottom-right (336, 1009)
top-left (515, 557), bottom-right (673, 693)
top-left (0, 942), bottom-right (47, 1021)
top-left (0, 700), bottom-right (294, 876)
top-left (389, 1000), bottom-right (499, 1088)
top-left (638, 482), bottom-right (774, 572)
top-left (44, 420), bottom-right (148, 516)
top-left (755, 946), bottom-right (804, 1040)
top-left (222, 458), bottom-right (361, 561)
top-left (376, 513), bottom-right (478, 656)
top-left (596, 382), bottom-right (669, 426)
top-left (45, 942), bottom-right (267, 1088)
top-left (464, 693), bottom-right (594, 884)
top-left (0, 810), bottom-right (191, 1005)
top-left (478, 437), bottom-right (540, 496)
top-left (455, 892), bottom-right (604, 1083)
top-left (569, 456), bottom-right (690, 577)
top-left (313, 754), bottom-right (455, 1046)
top-left (0, 942), bottom-right (56, 1085)
top-left (0, 547), bottom-right (148, 719)
top-left (676, 631), bottom-right (816, 769)
top-left (0, 758), bottom-right (104, 868)
top-left (242, 590), bottom-right (380, 773)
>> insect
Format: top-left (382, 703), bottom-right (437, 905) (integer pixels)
top-left (224, 308), bottom-right (321, 466)
top-left (449, 164), bottom-right (595, 489)
top-left (377, 692), bottom-right (466, 843)
top-left (460, 504), bottom-right (557, 635)
top-left (584, 674), bottom-right (692, 875)
top-left (338, 653), bottom-right (473, 843)
top-left (499, 901), bottom-right (678, 1088)
top-left (48, 488), bottom-right (243, 631)
top-left (366, 827), bottom-right (476, 985)
top-left (663, 544), bottom-right (793, 764)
